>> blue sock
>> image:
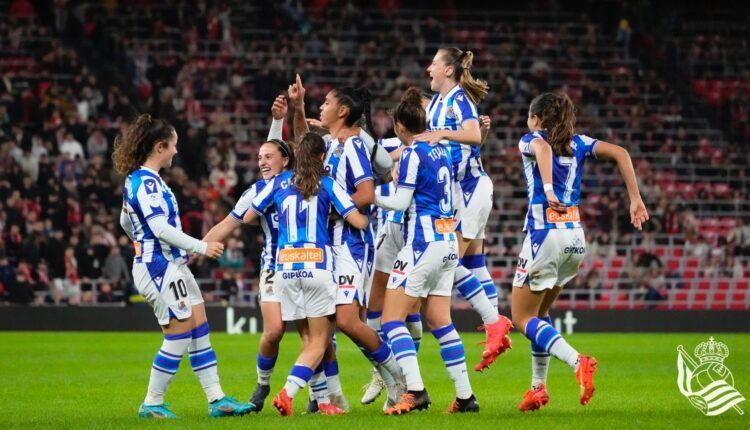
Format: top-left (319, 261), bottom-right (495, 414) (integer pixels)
top-left (256, 353), bottom-right (277, 386)
top-left (432, 323), bottom-right (472, 399)
top-left (145, 331), bottom-right (191, 405)
top-left (324, 360), bottom-right (343, 395)
top-left (530, 315), bottom-right (553, 389)
top-left (283, 364), bottom-right (314, 398)
top-left (454, 265), bottom-right (498, 324)
top-left (525, 317), bottom-right (579, 370)
top-left (406, 313), bottom-right (422, 352)
top-left (383, 320), bottom-right (423, 391)
top-left (189, 322), bottom-right (224, 402)
top-left (463, 254), bottom-right (498, 306)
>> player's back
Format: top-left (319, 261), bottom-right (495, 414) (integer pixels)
top-left (122, 166), bottom-right (187, 264)
top-left (518, 131), bottom-right (599, 231)
top-left (399, 141), bottom-right (455, 244)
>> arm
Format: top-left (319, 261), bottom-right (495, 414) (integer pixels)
top-left (288, 74), bottom-right (308, 143)
top-left (266, 95), bottom-right (287, 141)
top-left (594, 141), bottom-right (650, 230)
top-left (146, 215), bottom-right (208, 255)
top-left (413, 120), bottom-right (482, 145)
top-left (358, 129), bottom-right (394, 174)
top-left (375, 185), bottom-right (414, 212)
top-left (530, 138), bottom-right (567, 212)
top-left (119, 210), bottom-right (135, 241)
top-left (242, 208), bottom-right (259, 225)
top-left (203, 215), bottom-right (241, 243)
top-left (479, 115), bottom-right (491, 144)
top-left (345, 210), bottom-right (369, 230)
top-left (350, 179), bottom-right (375, 210)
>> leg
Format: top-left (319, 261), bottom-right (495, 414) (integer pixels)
top-left (336, 302), bottom-right (382, 352)
top-left (249, 302), bottom-right (285, 410)
top-left (464, 240), bottom-right (499, 306)
top-left (454, 232), bottom-right (499, 325)
top-left (405, 300), bottom-right (422, 352)
top-left (528, 286), bottom-right (561, 390)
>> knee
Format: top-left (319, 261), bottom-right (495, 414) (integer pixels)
top-left (262, 322), bottom-right (285, 345)
top-left (511, 314), bottom-right (532, 335)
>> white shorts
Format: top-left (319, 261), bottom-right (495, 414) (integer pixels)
top-left (333, 244), bottom-right (368, 306)
top-left (374, 221), bottom-right (404, 274)
top-left (454, 175), bottom-right (493, 240)
top-left (133, 262), bottom-right (204, 325)
top-left (512, 228), bottom-right (587, 291)
top-left (387, 240), bottom-right (458, 298)
top-left (275, 269), bottom-right (337, 321)
top-left (258, 268), bottom-right (280, 303)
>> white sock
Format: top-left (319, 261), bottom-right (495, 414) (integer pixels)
top-left (406, 314), bottom-right (422, 352)
top-left (454, 265), bottom-right (498, 324)
top-left (383, 321), bottom-right (424, 391)
top-left (531, 353), bottom-right (551, 389)
top-left (256, 353), bottom-right (277, 386)
top-left (284, 364), bottom-right (314, 398)
top-left (432, 323), bottom-right (472, 399)
top-left (309, 364), bottom-right (330, 404)
top-left (470, 265), bottom-right (498, 307)
top-left (324, 361), bottom-right (343, 395)
top-left (189, 322), bottom-right (225, 403)
top-left (144, 332), bottom-right (192, 405)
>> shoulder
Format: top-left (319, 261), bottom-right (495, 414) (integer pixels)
top-left (520, 131), bottom-right (545, 144)
top-left (452, 88), bottom-right (473, 105)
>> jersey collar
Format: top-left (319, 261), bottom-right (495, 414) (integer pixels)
top-left (439, 83), bottom-right (461, 101)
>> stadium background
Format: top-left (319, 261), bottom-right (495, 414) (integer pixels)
top-left (0, 0), bottom-right (748, 428)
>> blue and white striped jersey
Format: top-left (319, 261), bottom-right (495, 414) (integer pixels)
top-left (426, 84), bottom-right (485, 191)
top-left (324, 135), bottom-right (374, 251)
top-left (397, 141), bottom-right (456, 245)
top-left (376, 137), bottom-right (405, 227)
top-left (230, 171), bottom-right (290, 271)
top-left (519, 131), bottom-right (599, 231)
top-left (251, 174), bottom-right (357, 271)
top-left (122, 166), bottom-right (188, 268)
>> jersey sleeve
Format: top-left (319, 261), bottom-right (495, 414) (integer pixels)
top-left (379, 137), bottom-right (402, 154)
top-left (453, 91), bottom-right (478, 124)
top-left (230, 183), bottom-right (259, 222)
top-left (396, 147), bottom-right (420, 189)
top-left (135, 175), bottom-right (166, 220)
top-left (250, 177), bottom-right (277, 215)
top-left (577, 134), bottom-right (600, 159)
top-left (344, 137), bottom-right (374, 187)
top-left (518, 132), bottom-right (538, 158)
top-left (325, 177), bottom-right (357, 219)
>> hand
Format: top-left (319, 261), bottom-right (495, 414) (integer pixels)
top-left (204, 241), bottom-right (225, 259)
top-left (271, 95), bottom-right (287, 120)
top-left (412, 130), bottom-right (444, 144)
top-left (545, 190), bottom-right (568, 213)
top-left (306, 118), bottom-right (327, 129)
top-left (287, 73), bottom-right (306, 107)
top-left (479, 115), bottom-right (491, 141)
top-left (630, 198), bottom-right (649, 230)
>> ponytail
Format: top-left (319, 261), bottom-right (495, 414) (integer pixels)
top-left (293, 132), bottom-right (327, 200)
top-left (529, 92), bottom-right (576, 156)
top-left (438, 47), bottom-right (489, 105)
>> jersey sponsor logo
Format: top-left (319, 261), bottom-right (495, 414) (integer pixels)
top-left (281, 270), bottom-right (314, 279)
top-left (517, 257), bottom-right (528, 269)
top-left (278, 248), bottom-right (324, 264)
top-left (546, 206), bottom-right (581, 223)
top-left (442, 252), bottom-right (458, 263)
top-left (338, 275), bottom-right (355, 286)
top-left (133, 241), bottom-right (142, 257)
top-left (392, 259), bottom-right (408, 275)
top-left (434, 218), bottom-right (455, 234)
top-left (563, 245), bottom-right (586, 255)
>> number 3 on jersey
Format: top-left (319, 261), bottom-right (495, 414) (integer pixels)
top-left (437, 166), bottom-right (452, 213)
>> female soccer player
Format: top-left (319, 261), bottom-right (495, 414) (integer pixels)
top-left (242, 132), bottom-right (370, 416)
top-left (378, 88), bottom-right (479, 415)
top-left (115, 114), bottom-right (252, 419)
top-left (289, 75), bottom-right (405, 409)
top-left (416, 47), bottom-right (511, 371)
top-left (512, 93), bottom-right (649, 411)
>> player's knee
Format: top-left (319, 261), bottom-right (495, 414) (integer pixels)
top-left (262, 323), bottom-right (284, 345)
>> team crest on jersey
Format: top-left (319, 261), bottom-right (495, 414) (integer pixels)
top-left (446, 108), bottom-right (456, 120)
top-left (178, 301), bottom-right (187, 311)
top-left (332, 144), bottom-right (344, 158)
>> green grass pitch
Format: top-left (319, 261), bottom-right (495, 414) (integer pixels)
top-left (1, 331), bottom-right (748, 429)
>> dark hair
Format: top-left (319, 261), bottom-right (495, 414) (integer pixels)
top-left (438, 47), bottom-right (489, 105)
top-left (393, 87), bottom-right (427, 134)
top-left (264, 139), bottom-right (295, 169)
top-left (332, 86), bottom-right (377, 141)
top-left (112, 114), bottom-right (175, 174)
top-left (293, 133), bottom-right (327, 200)
top-left (529, 92), bottom-right (576, 156)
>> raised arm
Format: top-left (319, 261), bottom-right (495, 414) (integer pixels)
top-left (267, 95), bottom-right (287, 141)
top-left (594, 141), bottom-right (649, 230)
top-left (288, 74), bottom-right (309, 143)
top-left (479, 115), bottom-right (491, 144)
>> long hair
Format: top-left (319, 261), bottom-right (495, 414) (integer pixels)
top-left (112, 114), bottom-right (175, 174)
top-left (438, 47), bottom-right (489, 105)
top-left (392, 87), bottom-right (427, 134)
top-left (332, 86), bottom-right (377, 141)
top-left (529, 92), bottom-right (576, 156)
top-left (264, 138), bottom-right (295, 169)
top-left (293, 132), bottom-right (327, 200)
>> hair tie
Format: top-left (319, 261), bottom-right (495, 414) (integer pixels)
top-left (268, 139), bottom-right (291, 158)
